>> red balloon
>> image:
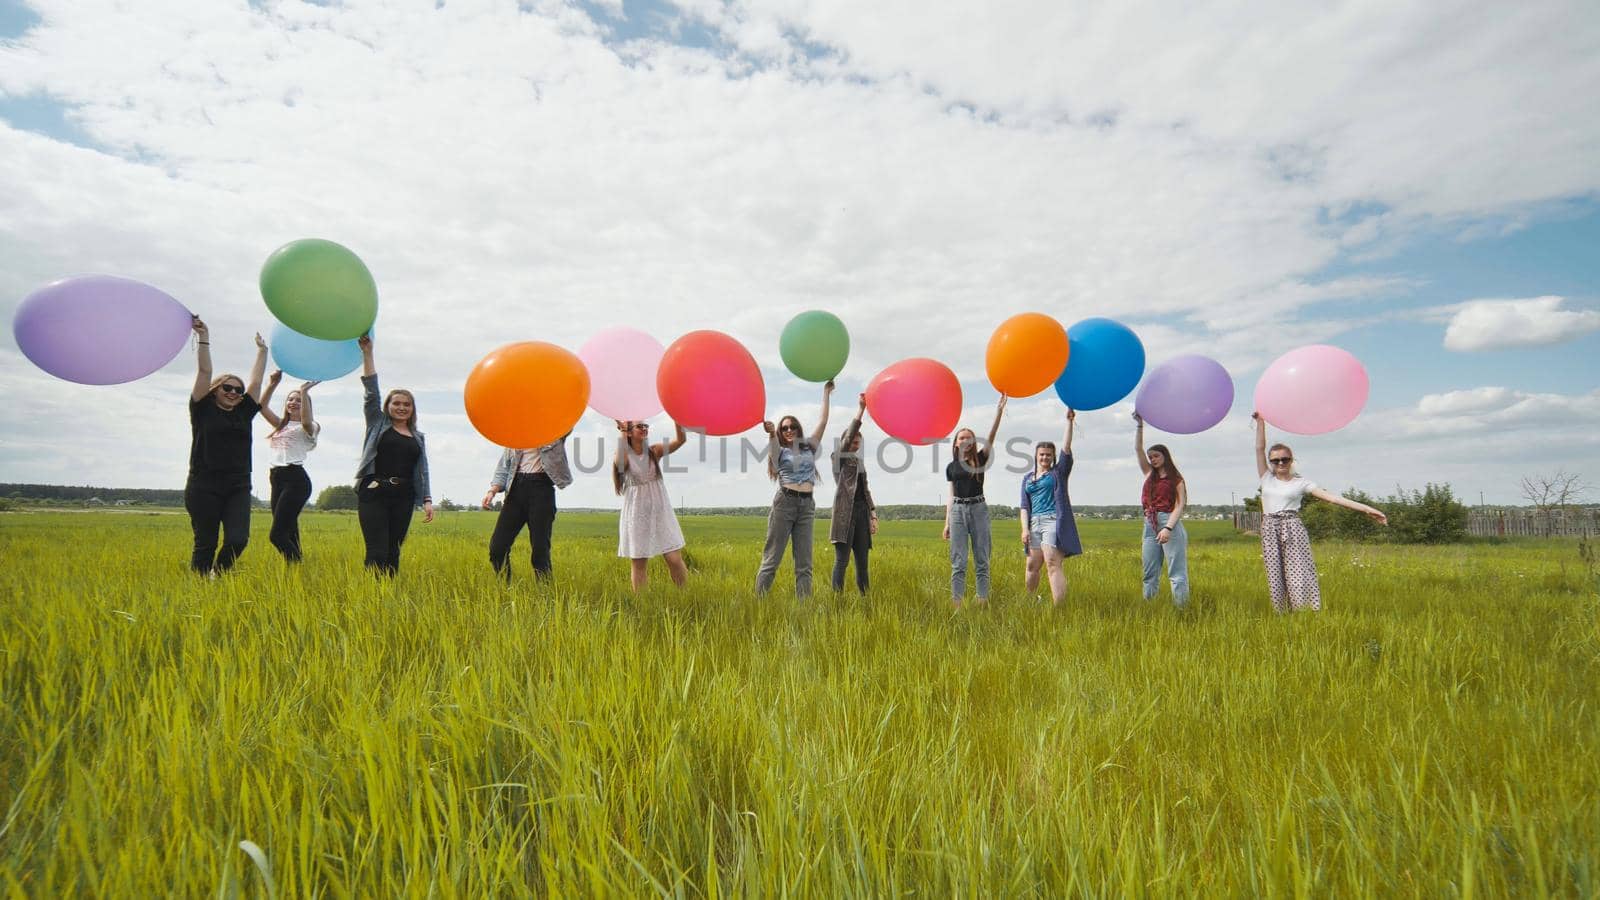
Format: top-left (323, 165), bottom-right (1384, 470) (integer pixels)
top-left (656, 330), bottom-right (766, 436)
top-left (865, 358), bottom-right (963, 446)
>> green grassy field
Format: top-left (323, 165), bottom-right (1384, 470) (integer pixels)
top-left (2, 509), bottom-right (1596, 896)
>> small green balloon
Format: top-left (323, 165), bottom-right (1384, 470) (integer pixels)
top-left (260, 239), bottom-right (379, 341)
top-left (779, 310), bottom-right (850, 382)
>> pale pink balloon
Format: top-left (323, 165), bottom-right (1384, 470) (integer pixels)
top-left (1253, 345), bottom-right (1369, 435)
top-left (578, 327), bottom-right (665, 421)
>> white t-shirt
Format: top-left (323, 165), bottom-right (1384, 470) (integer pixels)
top-left (517, 449), bottom-right (546, 475)
top-left (1260, 474), bottom-right (1317, 514)
top-left (268, 422), bottom-right (320, 467)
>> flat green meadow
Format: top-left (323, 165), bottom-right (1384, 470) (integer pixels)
top-left (1, 510), bottom-right (1596, 896)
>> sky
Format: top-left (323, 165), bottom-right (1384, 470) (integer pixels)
top-left (1, 0), bottom-right (1597, 510)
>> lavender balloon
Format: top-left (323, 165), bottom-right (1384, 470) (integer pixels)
top-left (13, 275), bottom-right (193, 385)
top-left (1134, 354), bottom-right (1235, 434)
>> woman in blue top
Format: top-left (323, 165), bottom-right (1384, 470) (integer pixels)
top-left (355, 334), bottom-right (432, 577)
top-left (755, 380), bottom-right (834, 598)
top-left (1019, 408), bottom-right (1080, 605)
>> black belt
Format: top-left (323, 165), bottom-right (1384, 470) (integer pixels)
top-left (515, 471), bottom-right (553, 482)
top-left (952, 495), bottom-right (985, 505)
top-left (373, 476), bottom-right (408, 485)
top-left (779, 486), bottom-right (812, 498)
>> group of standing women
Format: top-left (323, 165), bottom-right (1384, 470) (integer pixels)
top-left (183, 322), bottom-right (1388, 611)
top-left (185, 319), bottom-right (430, 577)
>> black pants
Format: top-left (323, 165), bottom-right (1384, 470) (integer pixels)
top-left (358, 480), bottom-right (414, 576)
top-left (831, 505), bottom-right (872, 594)
top-left (268, 465), bottom-right (313, 563)
top-left (185, 474), bottom-right (252, 575)
top-left (489, 473), bottom-right (557, 581)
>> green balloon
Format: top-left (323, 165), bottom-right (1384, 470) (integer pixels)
top-left (260, 239), bottom-right (379, 341)
top-left (780, 310), bottom-right (850, 382)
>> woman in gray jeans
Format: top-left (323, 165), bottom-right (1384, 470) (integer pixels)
top-left (943, 396), bottom-right (1006, 607)
top-left (755, 380), bottom-right (834, 598)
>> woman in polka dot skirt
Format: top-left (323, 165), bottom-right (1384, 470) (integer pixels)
top-left (1253, 412), bottom-right (1388, 612)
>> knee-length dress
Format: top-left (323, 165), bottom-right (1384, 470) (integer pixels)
top-left (618, 446), bottom-right (685, 559)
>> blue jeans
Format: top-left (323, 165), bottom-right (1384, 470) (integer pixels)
top-left (949, 499), bottom-right (991, 599)
top-left (1141, 512), bottom-right (1189, 606)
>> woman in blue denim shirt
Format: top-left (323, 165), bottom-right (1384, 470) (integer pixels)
top-left (755, 380), bottom-right (834, 598)
top-left (354, 335), bottom-right (432, 576)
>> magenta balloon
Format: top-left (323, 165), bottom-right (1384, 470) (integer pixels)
top-left (578, 327), bottom-right (665, 421)
top-left (1253, 345), bottom-right (1369, 435)
top-left (13, 275), bottom-right (193, 385)
top-left (1134, 355), bottom-right (1235, 434)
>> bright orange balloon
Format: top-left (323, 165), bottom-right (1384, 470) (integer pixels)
top-left (464, 342), bottom-right (590, 448)
top-left (985, 312), bottom-right (1070, 397)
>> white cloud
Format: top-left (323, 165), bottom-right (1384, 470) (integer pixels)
top-left (1441, 296), bottom-right (1600, 351)
top-left (0, 1), bottom-right (1596, 508)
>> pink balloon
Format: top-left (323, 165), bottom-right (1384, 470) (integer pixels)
top-left (657, 331), bottom-right (766, 436)
top-left (578, 327), bottom-right (665, 421)
top-left (1253, 345), bottom-right (1369, 435)
top-left (865, 358), bottom-right (963, 446)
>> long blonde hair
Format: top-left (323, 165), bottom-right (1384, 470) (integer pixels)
top-left (384, 389), bottom-right (418, 430)
top-left (208, 373), bottom-right (244, 397)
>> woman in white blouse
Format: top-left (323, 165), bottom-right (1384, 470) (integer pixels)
top-left (260, 373), bottom-right (321, 563)
top-left (1253, 412), bottom-right (1386, 611)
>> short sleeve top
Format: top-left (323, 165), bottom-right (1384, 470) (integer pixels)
top-left (1260, 474), bottom-right (1318, 514)
top-left (946, 449), bottom-right (989, 500)
top-left (189, 394), bottom-right (260, 477)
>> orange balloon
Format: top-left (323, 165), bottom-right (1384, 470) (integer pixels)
top-left (464, 342), bottom-right (590, 448)
top-left (985, 312), bottom-right (1070, 397)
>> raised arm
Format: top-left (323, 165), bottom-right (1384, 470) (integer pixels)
top-left (839, 393), bottom-right (866, 450)
top-left (358, 335), bottom-right (381, 424)
top-left (807, 380), bottom-right (836, 449)
top-left (298, 381), bottom-right (318, 434)
top-left (1134, 412), bottom-right (1151, 475)
top-left (985, 395), bottom-right (1007, 457)
top-left (1253, 412), bottom-right (1268, 479)
top-left (1309, 488), bottom-right (1389, 525)
top-left (613, 421), bottom-right (631, 473)
top-left (190, 317), bottom-right (212, 402)
top-left (258, 370), bottom-right (285, 429)
top-left (1061, 408), bottom-right (1076, 454)
top-left (658, 421), bottom-right (688, 457)
top-left (245, 332), bottom-right (268, 402)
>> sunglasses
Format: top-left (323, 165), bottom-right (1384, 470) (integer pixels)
top-left (633, 423), bottom-right (650, 430)
top-left (1270, 457), bottom-right (1293, 465)
top-left (218, 384), bottom-right (244, 395)
top-left (780, 424), bottom-right (798, 432)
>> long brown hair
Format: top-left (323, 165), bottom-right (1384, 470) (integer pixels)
top-left (767, 415), bottom-right (809, 482)
top-left (613, 426), bottom-right (661, 495)
top-left (1146, 443), bottom-right (1184, 486)
top-left (268, 389), bottom-right (300, 438)
top-left (384, 389), bottom-right (418, 431)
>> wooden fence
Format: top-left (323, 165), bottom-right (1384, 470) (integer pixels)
top-left (1232, 509), bottom-right (1599, 538)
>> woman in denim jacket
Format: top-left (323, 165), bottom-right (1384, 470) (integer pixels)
top-left (354, 335), bottom-right (432, 576)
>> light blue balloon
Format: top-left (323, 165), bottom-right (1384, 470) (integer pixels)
top-left (1053, 317), bottom-right (1145, 410)
top-left (269, 321), bottom-right (366, 381)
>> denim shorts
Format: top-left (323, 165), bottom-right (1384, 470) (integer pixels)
top-left (1027, 514), bottom-right (1059, 552)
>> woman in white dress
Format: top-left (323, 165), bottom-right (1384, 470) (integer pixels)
top-left (613, 419), bottom-right (689, 591)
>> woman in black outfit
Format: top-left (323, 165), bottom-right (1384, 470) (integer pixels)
top-left (185, 317), bottom-right (268, 575)
top-left (355, 334), bottom-right (433, 576)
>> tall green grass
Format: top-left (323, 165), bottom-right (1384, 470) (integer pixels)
top-left (2, 510), bottom-right (1596, 896)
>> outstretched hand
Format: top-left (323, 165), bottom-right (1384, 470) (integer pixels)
top-left (191, 316), bottom-right (208, 338)
top-left (254, 332), bottom-right (267, 351)
top-left (762, 420), bottom-right (776, 435)
top-left (267, 369), bottom-right (283, 388)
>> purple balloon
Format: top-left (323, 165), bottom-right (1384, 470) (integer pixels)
top-left (14, 275), bottom-right (194, 385)
top-left (1134, 354), bottom-right (1235, 434)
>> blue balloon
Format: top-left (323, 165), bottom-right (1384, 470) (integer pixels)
top-left (269, 321), bottom-right (365, 381)
top-left (1053, 317), bottom-right (1145, 410)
